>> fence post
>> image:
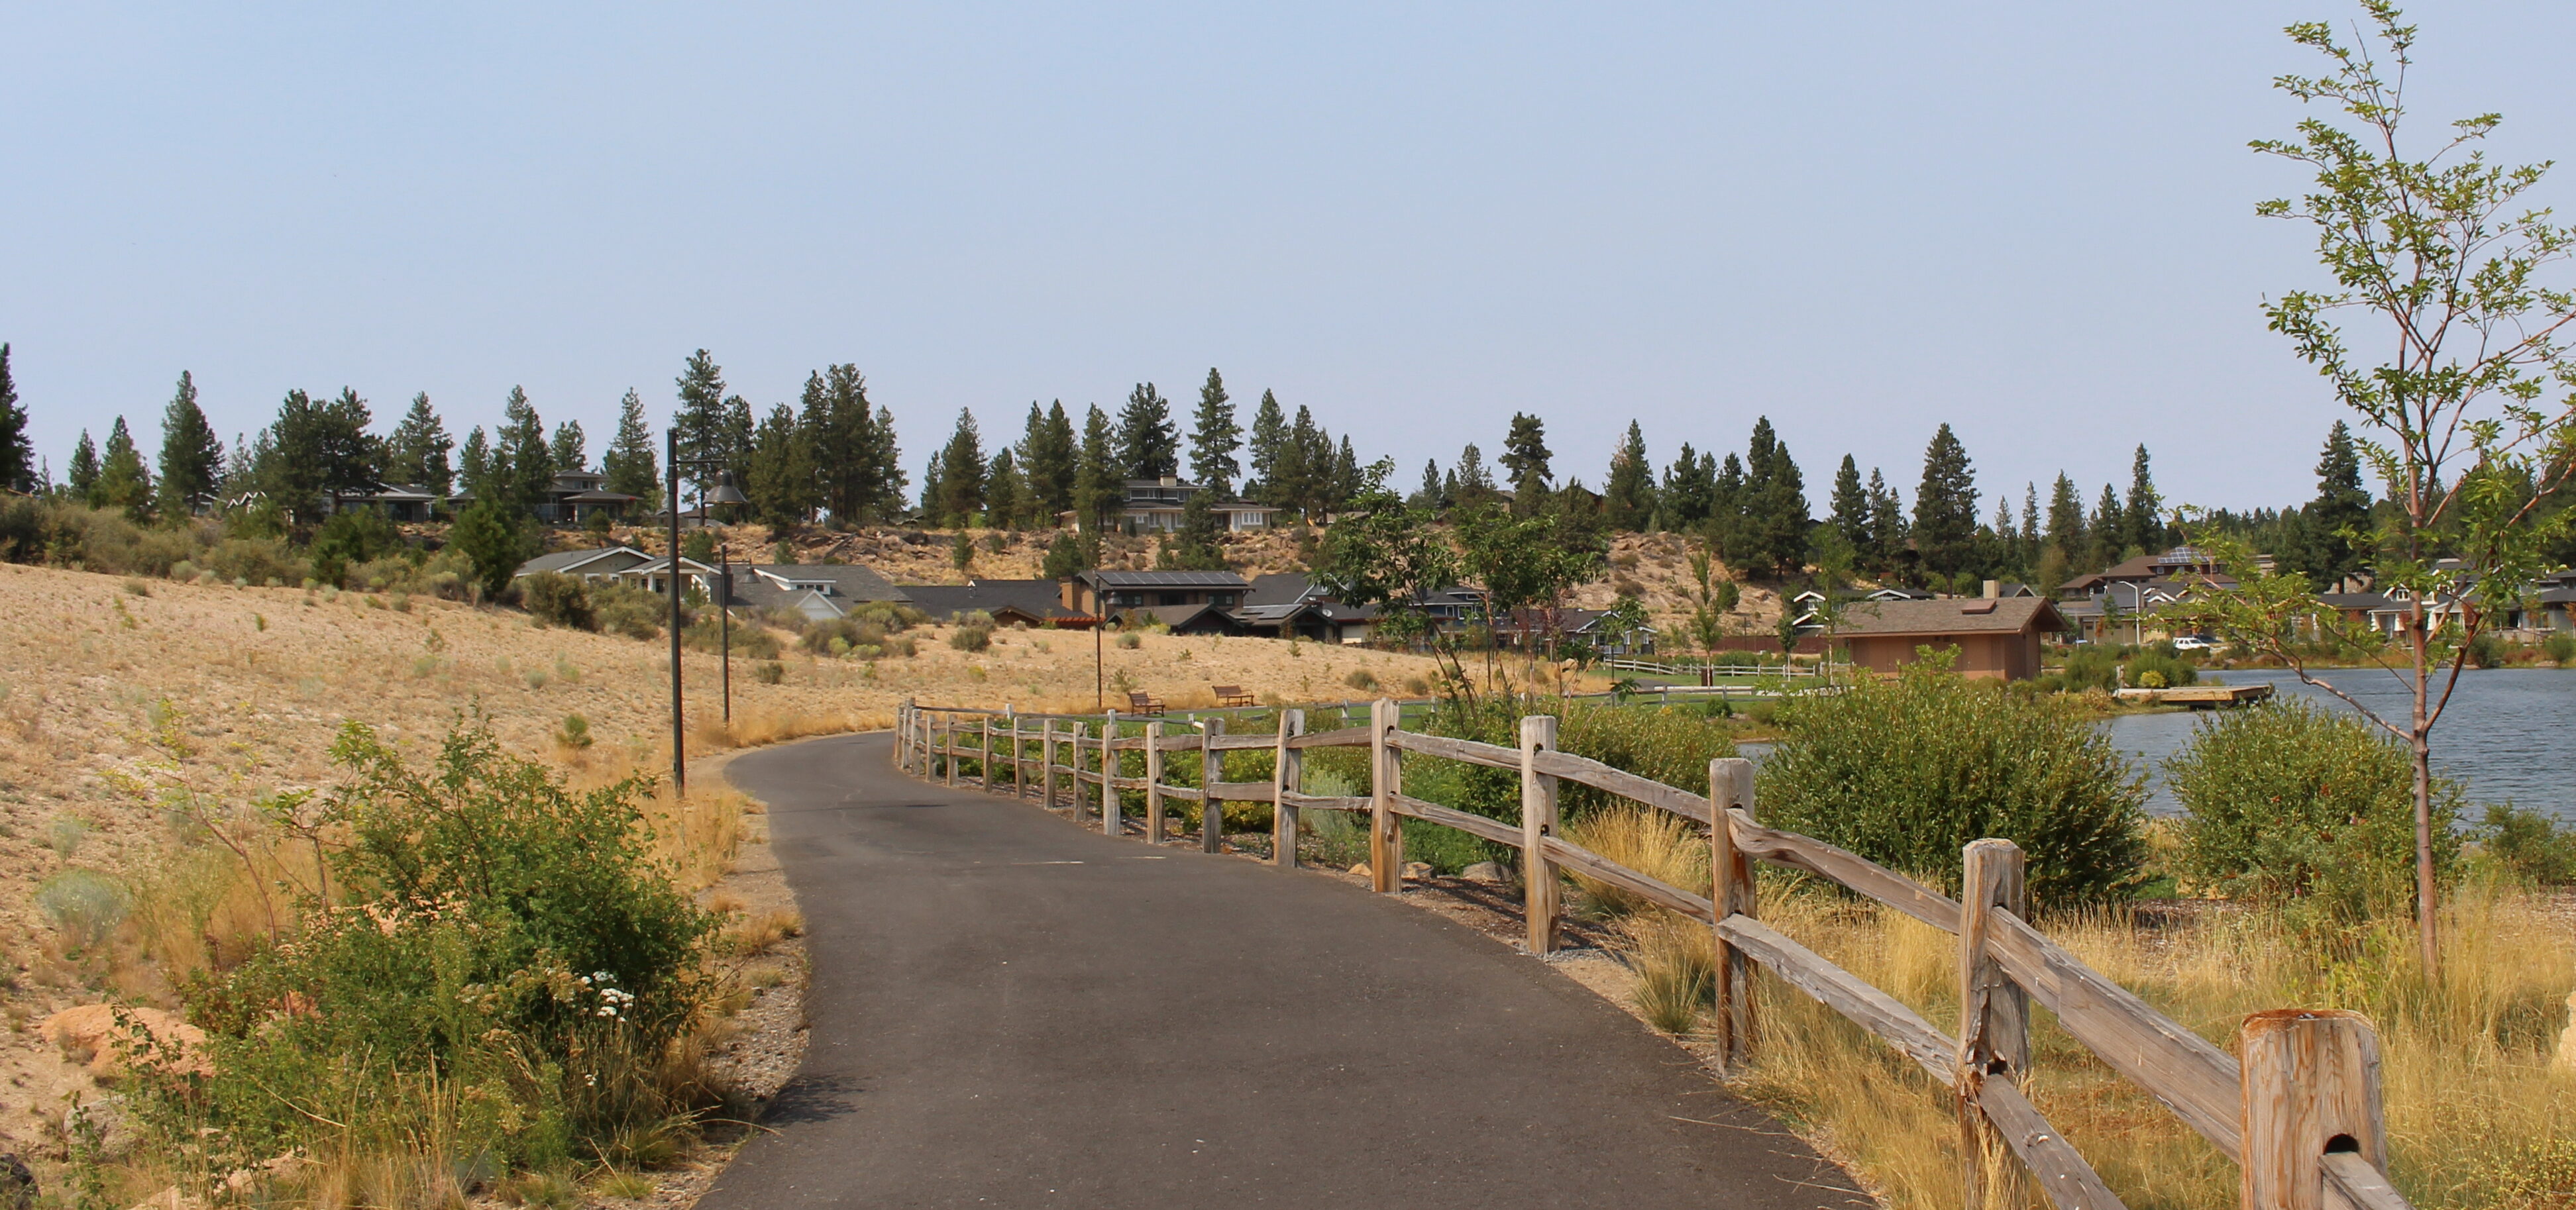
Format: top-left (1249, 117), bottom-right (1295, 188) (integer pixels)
top-left (1200, 717), bottom-right (1226, 853)
top-left (1004, 706), bottom-right (1018, 795)
top-left (1144, 721), bottom-right (1166, 841)
top-left (1519, 714), bottom-right (1560, 955)
top-left (1958, 838), bottom-right (2030, 1210)
top-left (2241, 1010), bottom-right (2387, 1210)
top-left (1067, 722), bottom-right (1087, 819)
top-left (1709, 756), bottom-right (1757, 1074)
top-left (1273, 708), bottom-right (1304, 868)
top-left (1041, 719), bottom-right (1057, 807)
top-left (980, 715), bottom-right (993, 788)
top-left (895, 703), bottom-right (908, 772)
top-left (1102, 710), bottom-right (1122, 836)
top-left (1369, 698), bottom-right (1402, 892)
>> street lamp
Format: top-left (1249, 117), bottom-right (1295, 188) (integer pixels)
top-left (665, 431), bottom-right (748, 795)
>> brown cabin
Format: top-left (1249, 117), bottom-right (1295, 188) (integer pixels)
top-left (1832, 597), bottom-right (2068, 681)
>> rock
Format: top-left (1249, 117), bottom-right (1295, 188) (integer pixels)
top-left (0, 1153), bottom-right (35, 1210)
top-left (2557, 989), bottom-right (2576, 1074)
top-left (41, 1004), bottom-right (211, 1078)
top-left (1401, 862), bottom-right (1436, 882)
top-left (1348, 862), bottom-right (1371, 878)
top-left (1459, 861), bottom-right (1510, 885)
top-left (66, 1095), bottom-right (137, 1162)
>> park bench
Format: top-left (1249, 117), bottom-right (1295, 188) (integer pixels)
top-left (1211, 684), bottom-right (1256, 708)
top-left (1126, 689), bottom-right (1165, 715)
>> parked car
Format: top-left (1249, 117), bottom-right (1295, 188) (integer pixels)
top-left (2171, 634), bottom-right (2217, 652)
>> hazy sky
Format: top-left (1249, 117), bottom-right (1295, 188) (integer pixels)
top-left (7, 3), bottom-right (2574, 514)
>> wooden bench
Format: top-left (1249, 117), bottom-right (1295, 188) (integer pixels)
top-left (1211, 684), bottom-right (1256, 708)
top-left (1126, 690), bottom-right (1165, 715)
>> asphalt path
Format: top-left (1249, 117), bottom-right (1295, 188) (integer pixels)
top-left (698, 732), bottom-right (1864, 1209)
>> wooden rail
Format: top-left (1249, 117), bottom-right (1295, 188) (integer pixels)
top-left (892, 699), bottom-right (2412, 1210)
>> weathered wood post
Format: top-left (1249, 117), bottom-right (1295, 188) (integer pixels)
top-left (1369, 697), bottom-right (1402, 892)
top-left (1101, 709), bottom-right (1122, 836)
top-left (1067, 721), bottom-right (1087, 820)
top-left (1144, 721), bottom-right (1166, 841)
top-left (1041, 719), bottom-right (1058, 807)
top-left (1272, 709), bottom-right (1304, 868)
top-left (1709, 756), bottom-right (1758, 1073)
top-left (1958, 838), bottom-right (2031, 1210)
top-left (2240, 1009), bottom-right (2388, 1210)
top-left (1200, 717), bottom-right (1226, 854)
top-left (1519, 714), bottom-right (1560, 954)
top-left (1003, 706), bottom-right (1018, 795)
top-left (980, 715), bottom-right (994, 788)
top-left (934, 712), bottom-right (951, 785)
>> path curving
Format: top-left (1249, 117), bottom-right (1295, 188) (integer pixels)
top-left (698, 732), bottom-right (1865, 1209)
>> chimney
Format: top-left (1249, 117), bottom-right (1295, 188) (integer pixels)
top-left (1982, 580), bottom-right (2000, 599)
top-left (1160, 476), bottom-right (1179, 488)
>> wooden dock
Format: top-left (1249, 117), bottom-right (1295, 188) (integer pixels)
top-left (2114, 682), bottom-right (2275, 709)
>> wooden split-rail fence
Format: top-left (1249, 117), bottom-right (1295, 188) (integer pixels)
top-left (894, 699), bottom-right (2412, 1210)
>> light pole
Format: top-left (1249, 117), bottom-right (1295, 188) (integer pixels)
top-left (665, 430), bottom-right (747, 795)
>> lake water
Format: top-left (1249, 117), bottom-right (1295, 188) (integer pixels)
top-left (1734, 667), bottom-right (2576, 823)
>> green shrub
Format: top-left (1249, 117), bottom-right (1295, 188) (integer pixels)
top-left (594, 583), bottom-right (669, 640)
top-left (1344, 668), bottom-right (1377, 690)
top-left (154, 725), bottom-right (718, 1178)
top-left (204, 536), bottom-right (307, 587)
top-left (311, 507), bottom-right (404, 587)
top-left (37, 868), bottom-right (128, 952)
top-left (556, 713), bottom-right (594, 749)
top-left (521, 571), bottom-right (598, 631)
top-left (755, 660), bottom-right (785, 684)
top-left (2466, 630), bottom-right (2507, 669)
top-left (2058, 645), bottom-right (2120, 693)
top-left (2164, 699), bottom-right (2461, 917)
top-left (2124, 644), bottom-right (2197, 689)
top-left (682, 612), bottom-right (780, 658)
top-left (1756, 660), bottom-right (2149, 906)
top-left (2473, 803), bottom-right (2576, 885)
top-left (1118, 631), bottom-right (1142, 650)
top-left (2544, 631), bottom-right (2576, 666)
top-left (949, 624), bottom-right (993, 652)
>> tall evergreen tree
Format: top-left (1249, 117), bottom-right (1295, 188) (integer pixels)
top-left (1865, 469), bottom-right (1907, 574)
top-left (66, 430), bottom-right (100, 502)
top-left (2021, 481), bottom-right (2042, 568)
top-left (930, 409), bottom-right (987, 525)
top-left (747, 403), bottom-right (818, 526)
top-left (1603, 421), bottom-right (1655, 530)
top-left (801, 364), bottom-right (883, 527)
top-left (2302, 420), bottom-right (2372, 583)
top-left (0, 344), bottom-right (28, 492)
top-left (1187, 368), bottom-right (1242, 493)
top-left (95, 416), bottom-right (153, 516)
top-left (2045, 473), bottom-right (2087, 561)
top-left (258, 388), bottom-right (380, 523)
top-left (985, 448), bottom-right (1026, 529)
top-left (672, 349), bottom-right (729, 493)
top-left (1661, 443), bottom-right (1715, 528)
top-left (458, 427), bottom-right (492, 501)
top-left (1075, 404), bottom-right (1120, 531)
top-left (1116, 382), bottom-right (1179, 479)
top-left (1330, 436), bottom-right (1362, 511)
top-left (1018, 401), bottom-right (1077, 521)
top-left (386, 393), bottom-right (456, 495)
top-left (549, 420), bottom-right (587, 474)
top-left (1741, 417), bottom-right (1809, 579)
top-left (600, 389), bottom-right (658, 503)
top-left (156, 370), bottom-right (223, 515)
top-left (864, 403), bottom-right (907, 521)
top-left (1411, 458), bottom-right (1446, 510)
top-left (2125, 444), bottom-right (2163, 554)
top-left (1828, 454), bottom-right (1870, 553)
top-left (2089, 483), bottom-right (2126, 569)
top-left (1709, 453), bottom-right (1746, 558)
top-left (1245, 389), bottom-right (1287, 504)
top-left (1911, 423), bottom-right (1980, 578)
top-left (1498, 412), bottom-right (1553, 512)
top-left (487, 387), bottom-right (553, 515)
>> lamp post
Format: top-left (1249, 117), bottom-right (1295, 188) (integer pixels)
top-left (665, 430), bottom-right (748, 795)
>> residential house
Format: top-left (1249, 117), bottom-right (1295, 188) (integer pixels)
top-left (2056, 546), bottom-right (2237, 644)
top-left (337, 483), bottom-right (445, 523)
top-left (1236, 572), bottom-right (1377, 644)
top-left (1071, 478), bottom-right (1283, 534)
top-left (1063, 570), bottom-right (1250, 615)
top-left (1835, 596), bottom-right (2070, 681)
top-left (723, 563), bottom-right (910, 622)
top-left (513, 545), bottom-right (659, 584)
top-left (900, 580), bottom-right (1091, 629)
top-left (535, 470), bottom-right (641, 525)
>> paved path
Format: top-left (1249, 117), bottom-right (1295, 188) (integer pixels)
top-left (698, 732), bottom-right (1863, 1209)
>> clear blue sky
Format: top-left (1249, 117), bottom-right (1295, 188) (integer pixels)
top-left (7, 3), bottom-right (2573, 514)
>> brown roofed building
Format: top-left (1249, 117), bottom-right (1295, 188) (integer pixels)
top-left (1833, 597), bottom-right (2069, 681)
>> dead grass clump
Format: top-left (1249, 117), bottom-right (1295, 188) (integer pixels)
top-left (1562, 805), bottom-right (1708, 916)
top-left (1621, 911), bottom-right (1715, 1035)
top-left (720, 909), bottom-right (804, 957)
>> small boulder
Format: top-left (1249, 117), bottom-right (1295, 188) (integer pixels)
top-left (1400, 861), bottom-right (1435, 882)
top-left (1348, 862), bottom-right (1371, 878)
top-left (1, 1153), bottom-right (35, 1210)
top-left (1459, 861), bottom-right (1510, 885)
top-left (42, 1004), bottom-right (211, 1078)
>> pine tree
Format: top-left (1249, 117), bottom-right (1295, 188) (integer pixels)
top-left (2302, 420), bottom-right (2371, 583)
top-left (2125, 444), bottom-right (2163, 554)
top-left (1709, 453), bottom-right (1746, 558)
top-left (1865, 469), bottom-right (1907, 574)
top-left (1018, 400), bottom-right (1077, 521)
top-left (488, 387), bottom-right (554, 515)
top-left (257, 388), bottom-right (380, 523)
top-left (1828, 454), bottom-right (1870, 554)
top-left (720, 395), bottom-right (754, 484)
top-left (1187, 368), bottom-right (1242, 493)
top-left (387, 393), bottom-right (457, 495)
top-left (549, 421), bottom-right (587, 474)
top-left (0, 344), bottom-right (28, 492)
top-left (67, 430), bottom-right (99, 502)
top-left (1116, 382), bottom-right (1178, 479)
top-left (156, 370), bottom-right (223, 516)
top-left (1661, 444), bottom-right (1714, 528)
top-left (864, 403), bottom-right (906, 521)
top-left (1741, 418), bottom-right (1809, 579)
top-left (747, 403), bottom-right (818, 527)
top-left (458, 428), bottom-right (492, 501)
top-left (2090, 483), bottom-right (2126, 568)
top-left (931, 409), bottom-right (987, 525)
top-left (600, 389), bottom-right (659, 503)
top-left (1330, 436), bottom-right (1361, 511)
top-left (1911, 423), bottom-right (1980, 577)
top-left (1411, 458), bottom-right (1444, 510)
top-left (2045, 474), bottom-right (2086, 562)
top-left (672, 349), bottom-right (729, 494)
top-left (1273, 407), bottom-right (1317, 517)
top-left (986, 448), bottom-right (1025, 529)
top-left (1245, 389), bottom-right (1287, 504)
top-left (801, 364), bottom-right (881, 527)
top-left (2021, 481), bottom-right (2042, 570)
top-left (95, 416), bottom-right (153, 516)
top-left (1498, 413), bottom-right (1553, 512)
top-left (1075, 404), bottom-right (1120, 531)
top-left (1603, 421), bottom-right (1654, 531)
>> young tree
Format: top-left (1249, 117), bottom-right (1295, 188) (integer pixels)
top-left (157, 370), bottom-right (224, 516)
top-left (1160, 489), bottom-right (1228, 570)
top-left (0, 343), bottom-right (28, 492)
top-left (66, 430), bottom-right (99, 501)
top-left (1497, 412), bottom-right (1553, 512)
top-left (95, 416), bottom-right (153, 517)
top-left (1684, 543), bottom-right (1737, 656)
top-left (1314, 468), bottom-right (1472, 694)
top-left (1603, 420), bottom-right (1655, 531)
top-left (1911, 423), bottom-right (1979, 578)
top-left (1450, 441), bottom-right (1499, 511)
top-left (1244, 389), bottom-right (1287, 503)
top-left (1187, 368), bottom-right (1242, 494)
top-left (600, 389), bottom-right (659, 503)
top-left (549, 420), bottom-right (588, 474)
top-left (2125, 444), bottom-right (2163, 554)
top-left (1018, 400), bottom-right (1078, 521)
top-left (386, 393), bottom-right (457, 495)
top-left (1116, 382), bottom-right (1178, 480)
top-left (2182, 3), bottom-right (2576, 972)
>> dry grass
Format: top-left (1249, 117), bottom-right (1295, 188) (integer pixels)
top-left (1564, 805), bottom-right (1710, 915)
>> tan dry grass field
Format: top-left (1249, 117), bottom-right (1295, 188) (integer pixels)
top-left (0, 558), bottom-right (1454, 1158)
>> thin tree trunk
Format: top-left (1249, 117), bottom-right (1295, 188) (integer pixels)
top-left (2409, 602), bottom-right (2438, 977)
